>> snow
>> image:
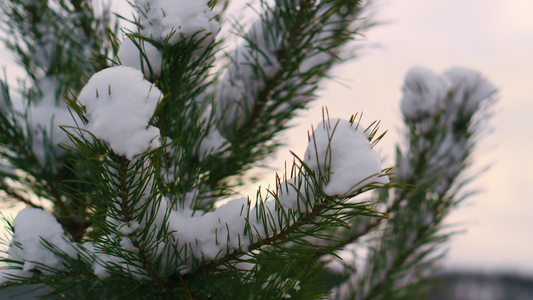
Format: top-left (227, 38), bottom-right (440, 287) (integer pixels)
top-left (118, 36), bottom-right (162, 77)
top-left (323, 255), bottom-right (347, 274)
top-left (135, 0), bottom-right (219, 45)
top-left (198, 105), bottom-right (228, 160)
top-left (117, 221), bottom-right (141, 235)
top-left (119, 236), bottom-right (136, 251)
top-left (215, 13), bottom-right (283, 134)
top-left (428, 131), bottom-right (468, 194)
top-left (300, 52), bottom-right (330, 73)
top-left (276, 177), bottom-right (315, 211)
top-left (444, 66), bottom-right (497, 112)
top-left (80, 242), bottom-right (104, 277)
top-left (169, 197), bottom-right (250, 260)
top-left (168, 196), bottom-right (285, 264)
top-left (398, 66), bottom-right (496, 193)
top-left (400, 66), bottom-right (451, 119)
top-left (298, 4), bottom-right (341, 73)
top-left (199, 127), bottom-right (227, 159)
top-left (261, 274), bottom-right (301, 298)
top-left (6, 208), bottom-right (75, 276)
top-left (0, 83), bottom-right (24, 115)
top-left (77, 66), bottom-right (163, 159)
top-left (29, 77), bottom-right (79, 165)
top-left (92, 245), bottom-right (143, 278)
top-left (83, 239), bottom-right (148, 279)
top-left (32, 23), bottom-right (55, 71)
top-left (400, 66), bottom-right (496, 120)
top-left (304, 119), bottom-right (388, 196)
top-left (0, 158), bottom-right (15, 176)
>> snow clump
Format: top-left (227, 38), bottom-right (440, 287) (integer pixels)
top-left (443, 66), bottom-right (497, 112)
top-left (77, 66), bottom-right (162, 159)
top-left (2, 208), bottom-right (76, 281)
top-left (400, 66), bottom-right (451, 119)
top-left (118, 37), bottom-right (163, 77)
top-left (304, 119), bottom-right (388, 196)
top-left (168, 196), bottom-right (283, 266)
top-left (135, 0), bottom-right (219, 45)
top-left (400, 66), bottom-right (497, 120)
top-left (397, 66), bottom-right (497, 193)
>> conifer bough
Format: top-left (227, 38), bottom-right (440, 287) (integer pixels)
top-left (0, 0), bottom-right (497, 299)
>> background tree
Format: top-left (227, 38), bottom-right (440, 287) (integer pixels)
top-left (0, 0), bottom-right (497, 299)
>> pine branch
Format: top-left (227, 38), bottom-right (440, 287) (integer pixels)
top-left (330, 67), bottom-right (498, 299)
top-left (112, 155), bottom-right (166, 291)
top-left (232, 0), bottom-right (310, 145)
top-left (196, 202), bottom-right (328, 275)
top-left (0, 1), bottom-right (499, 299)
top-left (207, 0), bottom-right (372, 193)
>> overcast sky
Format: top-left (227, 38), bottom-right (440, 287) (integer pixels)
top-left (271, 0), bottom-right (533, 274)
top-left (1, 0), bottom-right (532, 275)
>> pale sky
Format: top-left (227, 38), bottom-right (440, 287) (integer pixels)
top-left (270, 0), bottom-right (533, 274)
top-left (1, 0), bottom-right (532, 275)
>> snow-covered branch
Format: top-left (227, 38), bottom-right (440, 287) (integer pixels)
top-left (0, 0), bottom-right (498, 298)
top-left (331, 66), bottom-right (497, 299)
top-left (208, 0), bottom-right (375, 192)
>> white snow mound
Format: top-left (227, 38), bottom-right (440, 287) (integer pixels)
top-left (304, 119), bottom-right (388, 196)
top-left (8, 208), bottom-right (75, 274)
top-left (443, 66), bottom-right (497, 111)
top-left (136, 0), bottom-right (219, 45)
top-left (400, 66), bottom-right (450, 119)
top-left (78, 66), bottom-right (162, 159)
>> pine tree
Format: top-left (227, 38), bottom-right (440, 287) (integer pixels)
top-left (0, 0), bottom-right (497, 299)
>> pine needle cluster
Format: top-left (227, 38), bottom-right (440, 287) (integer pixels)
top-left (0, 0), bottom-right (497, 299)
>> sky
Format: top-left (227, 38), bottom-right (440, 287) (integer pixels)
top-left (1, 0), bottom-right (532, 275)
top-left (268, 0), bottom-right (533, 274)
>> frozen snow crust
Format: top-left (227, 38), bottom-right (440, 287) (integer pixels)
top-left (77, 66), bottom-right (162, 159)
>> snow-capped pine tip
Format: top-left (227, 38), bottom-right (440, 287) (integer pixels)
top-left (443, 66), bottom-right (497, 112)
top-left (77, 66), bottom-right (163, 159)
top-left (135, 0), bottom-right (220, 45)
top-left (304, 118), bottom-right (389, 196)
top-left (400, 66), bottom-right (450, 120)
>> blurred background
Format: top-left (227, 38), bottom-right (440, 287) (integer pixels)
top-left (265, 0), bottom-right (533, 276)
top-left (1, 0), bottom-right (532, 297)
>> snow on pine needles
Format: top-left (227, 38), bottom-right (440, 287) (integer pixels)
top-left (0, 208), bottom-right (76, 283)
top-left (399, 66), bottom-right (450, 120)
top-left (135, 0), bottom-right (219, 45)
top-left (400, 66), bottom-right (497, 121)
top-left (77, 66), bottom-right (162, 160)
top-left (304, 118), bottom-right (389, 196)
